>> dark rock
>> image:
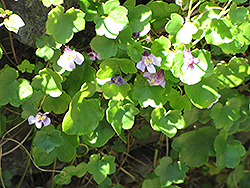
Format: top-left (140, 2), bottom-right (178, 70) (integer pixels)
top-left (5, 0), bottom-right (78, 47)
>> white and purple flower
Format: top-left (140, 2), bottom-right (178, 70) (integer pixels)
top-left (108, 75), bottom-right (127, 86)
top-left (136, 51), bottom-right (161, 73)
top-left (143, 69), bottom-right (165, 88)
top-left (181, 47), bottom-right (200, 73)
top-left (28, 112), bottom-right (51, 129)
top-left (57, 47), bottom-right (84, 71)
top-left (85, 47), bottom-right (101, 61)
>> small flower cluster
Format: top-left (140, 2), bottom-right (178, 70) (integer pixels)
top-left (136, 51), bottom-right (165, 88)
top-left (108, 75), bottom-right (127, 86)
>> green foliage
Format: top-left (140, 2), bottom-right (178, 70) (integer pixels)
top-left (1, 1), bottom-right (250, 187)
top-left (87, 154), bottom-right (116, 184)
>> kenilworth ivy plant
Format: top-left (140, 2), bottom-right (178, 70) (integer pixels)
top-left (1, 0), bottom-right (250, 187)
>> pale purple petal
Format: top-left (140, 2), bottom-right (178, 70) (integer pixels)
top-left (28, 116), bottom-right (36, 125)
top-left (149, 54), bottom-right (161, 67)
top-left (146, 64), bottom-right (156, 73)
top-left (35, 122), bottom-right (43, 129)
top-left (207, 94), bottom-right (221, 109)
top-left (89, 55), bottom-right (96, 61)
top-left (74, 51), bottom-right (84, 65)
top-left (43, 117), bottom-right (51, 127)
top-left (136, 60), bottom-right (146, 72)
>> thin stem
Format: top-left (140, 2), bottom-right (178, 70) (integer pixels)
top-left (8, 30), bottom-right (19, 65)
top-left (186, 0), bottom-right (194, 22)
top-left (17, 158), bottom-right (30, 188)
top-left (166, 136), bottom-right (169, 156)
top-left (51, 158), bottom-right (57, 188)
top-left (0, 43), bottom-right (17, 67)
top-left (0, 147), bottom-right (6, 188)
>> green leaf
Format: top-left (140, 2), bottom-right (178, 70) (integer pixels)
top-left (35, 35), bottom-right (61, 61)
top-left (46, 5), bottom-right (85, 43)
top-left (210, 98), bottom-right (241, 130)
top-left (133, 82), bottom-right (166, 108)
top-left (142, 173), bottom-right (161, 188)
top-left (41, 0), bottom-right (63, 7)
top-left (99, 177), bottom-right (112, 188)
top-left (95, 0), bottom-right (128, 39)
top-left (165, 13), bottom-right (183, 35)
top-left (151, 36), bottom-right (171, 68)
top-left (146, 2), bottom-right (180, 29)
top-left (82, 118), bottom-right (115, 147)
top-left (42, 91), bottom-right (71, 114)
top-left (205, 18), bottom-right (233, 45)
top-left (214, 57), bottom-right (250, 89)
top-left (31, 68), bottom-right (63, 97)
top-left (63, 63), bottom-right (96, 97)
top-left (155, 157), bottom-right (188, 187)
top-left (91, 36), bottom-right (118, 59)
top-left (33, 125), bottom-right (79, 166)
top-left (62, 91), bottom-right (103, 135)
top-left (127, 42), bottom-right (144, 62)
top-left (2, 171), bottom-right (13, 187)
top-left (54, 162), bottom-right (87, 185)
top-left (166, 88), bottom-right (191, 111)
top-left (77, 0), bottom-right (100, 21)
top-left (228, 5), bottom-right (248, 25)
top-left (101, 82), bottom-right (131, 100)
top-left (106, 100), bottom-right (139, 142)
top-left (127, 4), bottom-right (151, 33)
top-left (4, 14), bottom-right (25, 33)
top-left (87, 154), bottom-right (116, 184)
top-left (17, 59), bottom-right (35, 73)
top-left (33, 130), bottom-right (63, 153)
top-left (185, 76), bottom-right (219, 109)
top-left (214, 130), bottom-right (246, 168)
top-left (0, 67), bottom-right (33, 107)
top-left (151, 108), bottom-right (185, 138)
top-left (172, 126), bottom-right (218, 167)
top-left (21, 91), bottom-right (44, 119)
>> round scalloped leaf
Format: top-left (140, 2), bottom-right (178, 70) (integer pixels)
top-left (184, 76), bottom-right (219, 109)
top-left (127, 4), bottom-right (151, 33)
top-left (172, 126), bottom-right (218, 167)
top-left (127, 42), bottom-right (144, 62)
top-left (95, 0), bottom-right (128, 39)
top-left (151, 36), bottom-right (171, 68)
top-left (214, 130), bottom-right (246, 168)
top-left (17, 60), bottom-right (35, 73)
top-left (101, 82), bottom-right (131, 100)
top-left (41, 0), bottom-right (63, 7)
top-left (4, 14), bottom-right (25, 34)
top-left (62, 92), bottom-right (103, 135)
top-left (155, 157), bottom-right (188, 187)
top-left (32, 125), bottom-right (79, 166)
top-left (205, 18), bottom-right (233, 45)
top-left (142, 173), bottom-right (161, 188)
top-left (97, 58), bottom-right (136, 80)
top-left (214, 57), bottom-right (250, 89)
top-left (21, 90), bottom-right (44, 119)
top-left (151, 108), bottom-right (185, 138)
top-left (0, 67), bottom-right (32, 107)
top-left (166, 88), bottom-right (191, 111)
top-left (42, 91), bottom-right (71, 114)
top-left (133, 83), bottom-right (165, 108)
top-left (46, 5), bottom-right (85, 44)
top-left (54, 162), bottom-right (87, 185)
top-left (90, 36), bottom-right (118, 59)
top-left (106, 100), bottom-right (139, 142)
top-left (165, 13), bottom-right (183, 35)
top-left (87, 154), bottom-right (116, 184)
top-left (33, 130), bottom-right (63, 153)
top-left (210, 98), bottom-right (241, 130)
top-left (31, 68), bottom-right (63, 97)
top-left (63, 63), bottom-right (96, 97)
top-left (82, 119), bottom-right (115, 147)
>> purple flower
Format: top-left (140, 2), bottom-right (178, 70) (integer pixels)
top-left (143, 69), bottom-right (165, 88)
top-left (108, 75), bottom-right (127, 86)
top-left (28, 112), bottom-right (51, 129)
top-left (57, 47), bottom-right (84, 71)
top-left (181, 47), bottom-right (200, 73)
top-left (136, 51), bottom-right (161, 73)
top-left (207, 94), bottom-right (221, 109)
top-left (86, 47), bottom-right (101, 61)
top-left (132, 31), bottom-right (141, 39)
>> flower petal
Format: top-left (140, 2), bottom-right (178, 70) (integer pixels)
top-left (43, 117), bottom-right (51, 127)
top-left (28, 116), bottom-right (36, 125)
top-left (136, 60), bottom-right (146, 72)
top-left (74, 51), bottom-right (84, 65)
top-left (146, 64), bottom-right (156, 73)
top-left (35, 122), bottom-right (43, 129)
